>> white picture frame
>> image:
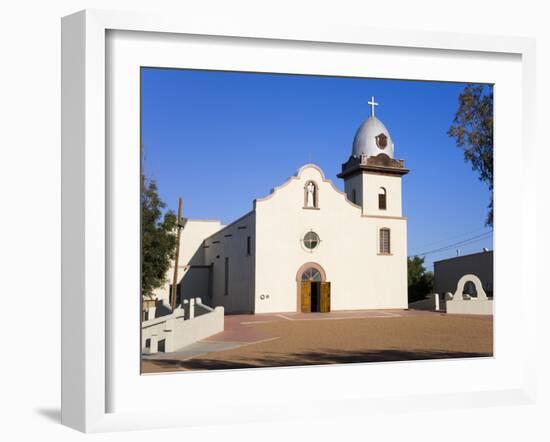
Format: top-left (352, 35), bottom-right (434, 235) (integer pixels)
top-left (61, 9), bottom-right (537, 433)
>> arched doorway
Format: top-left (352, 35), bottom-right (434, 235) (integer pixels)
top-left (296, 262), bottom-right (331, 313)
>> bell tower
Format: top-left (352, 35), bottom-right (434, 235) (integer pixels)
top-left (337, 97), bottom-right (409, 216)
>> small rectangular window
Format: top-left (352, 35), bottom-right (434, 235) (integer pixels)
top-left (380, 228), bottom-right (391, 254)
top-left (224, 257), bottom-right (229, 296)
top-left (247, 236), bottom-right (251, 256)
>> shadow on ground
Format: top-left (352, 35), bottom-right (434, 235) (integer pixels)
top-left (145, 348), bottom-right (492, 372)
top-left (35, 408), bottom-right (61, 423)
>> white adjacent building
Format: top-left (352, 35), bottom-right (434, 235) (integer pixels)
top-left (154, 101), bottom-right (410, 314)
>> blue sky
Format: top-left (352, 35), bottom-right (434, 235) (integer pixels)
top-left (141, 68), bottom-right (493, 270)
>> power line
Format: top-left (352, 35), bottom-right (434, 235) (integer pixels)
top-left (410, 230), bottom-right (493, 257)
top-left (409, 226), bottom-right (489, 255)
top-left (413, 232), bottom-right (493, 257)
top-left (409, 226), bottom-right (488, 254)
top-left (422, 241), bottom-right (489, 260)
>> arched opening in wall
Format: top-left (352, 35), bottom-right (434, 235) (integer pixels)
top-left (304, 181), bottom-right (319, 208)
top-left (378, 187), bottom-right (387, 210)
top-left (296, 262), bottom-right (330, 313)
top-left (463, 281), bottom-right (478, 298)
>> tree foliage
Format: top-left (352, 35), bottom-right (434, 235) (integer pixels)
top-left (407, 256), bottom-right (434, 303)
top-left (448, 84), bottom-right (494, 226)
top-left (141, 175), bottom-right (177, 299)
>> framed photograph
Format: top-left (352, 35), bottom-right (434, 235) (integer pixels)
top-left (61, 9), bottom-right (537, 433)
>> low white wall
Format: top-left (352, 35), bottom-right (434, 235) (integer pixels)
top-left (446, 299), bottom-right (493, 315)
top-left (142, 301), bottom-right (224, 353)
top-left (445, 274), bottom-right (493, 315)
top-left (166, 306), bottom-right (224, 351)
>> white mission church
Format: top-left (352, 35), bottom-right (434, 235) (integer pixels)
top-left (154, 98), bottom-right (410, 314)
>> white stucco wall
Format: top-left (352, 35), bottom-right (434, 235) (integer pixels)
top-left (343, 171), bottom-right (403, 217)
top-left (204, 212), bottom-right (256, 314)
top-left (142, 302), bottom-right (225, 352)
top-left (178, 267), bottom-right (211, 301)
top-left (154, 165), bottom-right (408, 315)
top-left (446, 298), bottom-right (493, 315)
top-left (343, 173), bottom-right (363, 206)
top-left (361, 173), bottom-right (403, 217)
top-left (153, 219), bottom-right (223, 306)
top-left (253, 164), bottom-right (408, 313)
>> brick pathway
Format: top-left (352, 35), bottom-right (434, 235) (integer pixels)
top-left (142, 309), bottom-right (493, 373)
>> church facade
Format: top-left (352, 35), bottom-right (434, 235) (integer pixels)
top-left (153, 101), bottom-right (410, 314)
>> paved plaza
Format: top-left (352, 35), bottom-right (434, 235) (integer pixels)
top-left (141, 309), bottom-right (493, 373)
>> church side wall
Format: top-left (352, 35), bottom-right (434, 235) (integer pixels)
top-left (204, 212), bottom-right (256, 314)
top-left (254, 166), bottom-right (408, 314)
top-left (153, 219), bottom-right (223, 306)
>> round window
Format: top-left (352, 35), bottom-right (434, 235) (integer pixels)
top-left (303, 231), bottom-right (320, 250)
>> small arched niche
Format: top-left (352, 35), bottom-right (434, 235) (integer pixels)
top-left (304, 180), bottom-right (319, 208)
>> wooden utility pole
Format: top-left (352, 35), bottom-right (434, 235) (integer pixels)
top-left (171, 197), bottom-right (183, 311)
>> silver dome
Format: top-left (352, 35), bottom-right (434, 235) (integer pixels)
top-left (352, 116), bottom-right (394, 159)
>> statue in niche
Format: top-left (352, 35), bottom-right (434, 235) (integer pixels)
top-left (306, 182), bottom-right (316, 207)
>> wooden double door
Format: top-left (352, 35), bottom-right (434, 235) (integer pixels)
top-left (301, 281), bottom-right (331, 313)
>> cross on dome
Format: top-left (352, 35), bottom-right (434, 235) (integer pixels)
top-left (368, 96), bottom-right (379, 117)
top-left (350, 96), bottom-right (395, 159)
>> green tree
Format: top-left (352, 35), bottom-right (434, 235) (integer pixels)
top-left (448, 84), bottom-right (494, 226)
top-left (407, 256), bottom-right (434, 303)
top-left (141, 174), bottom-right (177, 299)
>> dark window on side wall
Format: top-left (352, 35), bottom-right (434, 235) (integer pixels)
top-left (224, 257), bottom-right (229, 296)
top-left (247, 236), bottom-right (251, 256)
